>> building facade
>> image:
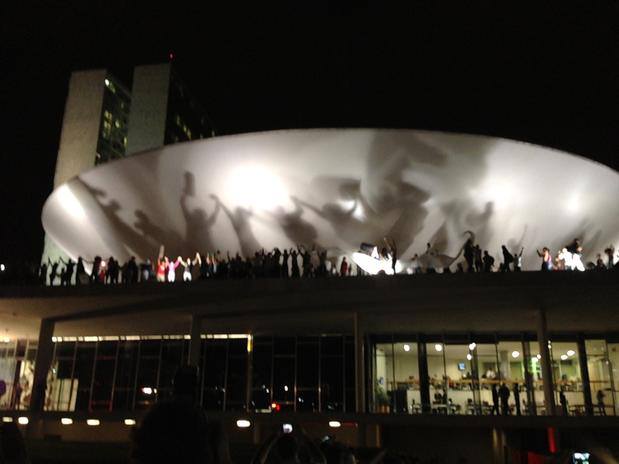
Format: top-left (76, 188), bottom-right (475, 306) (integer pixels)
top-left (1, 272), bottom-right (619, 460)
top-left (41, 63), bottom-right (213, 267)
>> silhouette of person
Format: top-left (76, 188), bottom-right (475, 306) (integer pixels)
top-left (282, 249), bottom-right (290, 278)
top-left (130, 401), bottom-right (210, 464)
top-left (340, 257), bottom-right (348, 277)
top-left (48, 259), bottom-right (59, 286)
top-left (482, 251), bottom-right (495, 273)
top-left (0, 421), bottom-right (29, 463)
top-left (474, 245), bottom-right (483, 273)
top-left (463, 237), bottom-right (475, 272)
top-left (39, 262), bottom-right (48, 286)
top-left (76, 257), bottom-right (87, 285)
top-left (513, 383), bottom-right (521, 416)
top-left (501, 245), bottom-right (514, 272)
top-left (290, 249), bottom-right (300, 278)
top-left (513, 248), bottom-right (523, 272)
top-left (384, 237), bottom-right (397, 274)
top-left (597, 389), bottom-right (606, 416)
top-left (90, 256), bottom-right (102, 284)
top-left (559, 389), bottom-right (568, 415)
top-left (499, 382), bottom-right (510, 415)
top-left (604, 246), bottom-right (615, 269)
top-left (491, 384), bottom-right (499, 415)
top-left (59, 258), bottom-right (75, 285)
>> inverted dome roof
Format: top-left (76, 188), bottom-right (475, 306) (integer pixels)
top-left (42, 129), bottom-right (619, 270)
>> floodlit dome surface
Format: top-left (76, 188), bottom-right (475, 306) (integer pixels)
top-left (42, 129), bottom-right (619, 270)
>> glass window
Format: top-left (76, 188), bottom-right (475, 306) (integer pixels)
top-left (158, 340), bottom-right (183, 400)
top-left (605, 342), bottom-right (619, 415)
top-left (496, 341), bottom-right (526, 416)
top-left (523, 341), bottom-right (544, 416)
top-left (273, 357), bottom-right (294, 404)
top-left (113, 341), bottom-right (138, 411)
top-left (392, 342), bottom-right (419, 414)
top-left (374, 342), bottom-right (394, 413)
top-left (91, 341), bottom-right (117, 411)
top-left (251, 340), bottom-right (272, 411)
top-left (226, 339), bottom-right (248, 410)
top-left (321, 356), bottom-right (343, 411)
top-left (202, 340), bottom-right (226, 410)
top-left (426, 342), bottom-right (447, 414)
top-left (550, 341), bottom-right (584, 416)
top-left (443, 344), bottom-right (475, 415)
top-left (586, 339), bottom-right (613, 416)
top-left (476, 343), bottom-right (499, 415)
top-left (345, 338), bottom-right (355, 413)
top-left (73, 342), bottom-right (95, 411)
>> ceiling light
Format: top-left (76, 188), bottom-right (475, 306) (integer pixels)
top-left (403, 344), bottom-right (410, 352)
top-left (511, 351), bottom-right (520, 359)
top-left (434, 344), bottom-right (443, 352)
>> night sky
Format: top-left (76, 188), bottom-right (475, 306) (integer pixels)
top-left (1, 3), bottom-right (617, 262)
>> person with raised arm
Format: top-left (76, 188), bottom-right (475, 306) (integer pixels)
top-left (536, 247), bottom-right (553, 271)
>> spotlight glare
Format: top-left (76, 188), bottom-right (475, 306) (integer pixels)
top-left (567, 350), bottom-right (575, 357)
top-left (328, 421), bottom-right (341, 428)
top-left (468, 342), bottom-right (476, 350)
top-left (86, 419), bottom-right (100, 426)
top-left (17, 417), bottom-right (28, 425)
top-left (434, 344), bottom-right (443, 352)
top-left (511, 351), bottom-right (520, 359)
top-left (124, 419), bottom-right (136, 426)
top-left (61, 418), bottom-right (73, 425)
top-left (403, 344), bottom-right (411, 352)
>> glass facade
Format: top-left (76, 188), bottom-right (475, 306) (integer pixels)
top-left (369, 334), bottom-right (589, 416)
top-left (3, 332), bottom-right (619, 417)
top-left (96, 75), bottom-right (130, 165)
top-left (0, 339), bottom-right (36, 410)
top-left (1, 335), bottom-right (354, 413)
top-left (164, 70), bottom-right (213, 145)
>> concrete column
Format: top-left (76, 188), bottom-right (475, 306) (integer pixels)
top-left (188, 314), bottom-right (202, 367)
top-left (353, 312), bottom-right (366, 413)
top-left (30, 318), bottom-right (55, 412)
top-left (536, 308), bottom-right (556, 415)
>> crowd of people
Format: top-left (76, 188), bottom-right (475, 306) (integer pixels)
top-left (0, 237), bottom-right (617, 287)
